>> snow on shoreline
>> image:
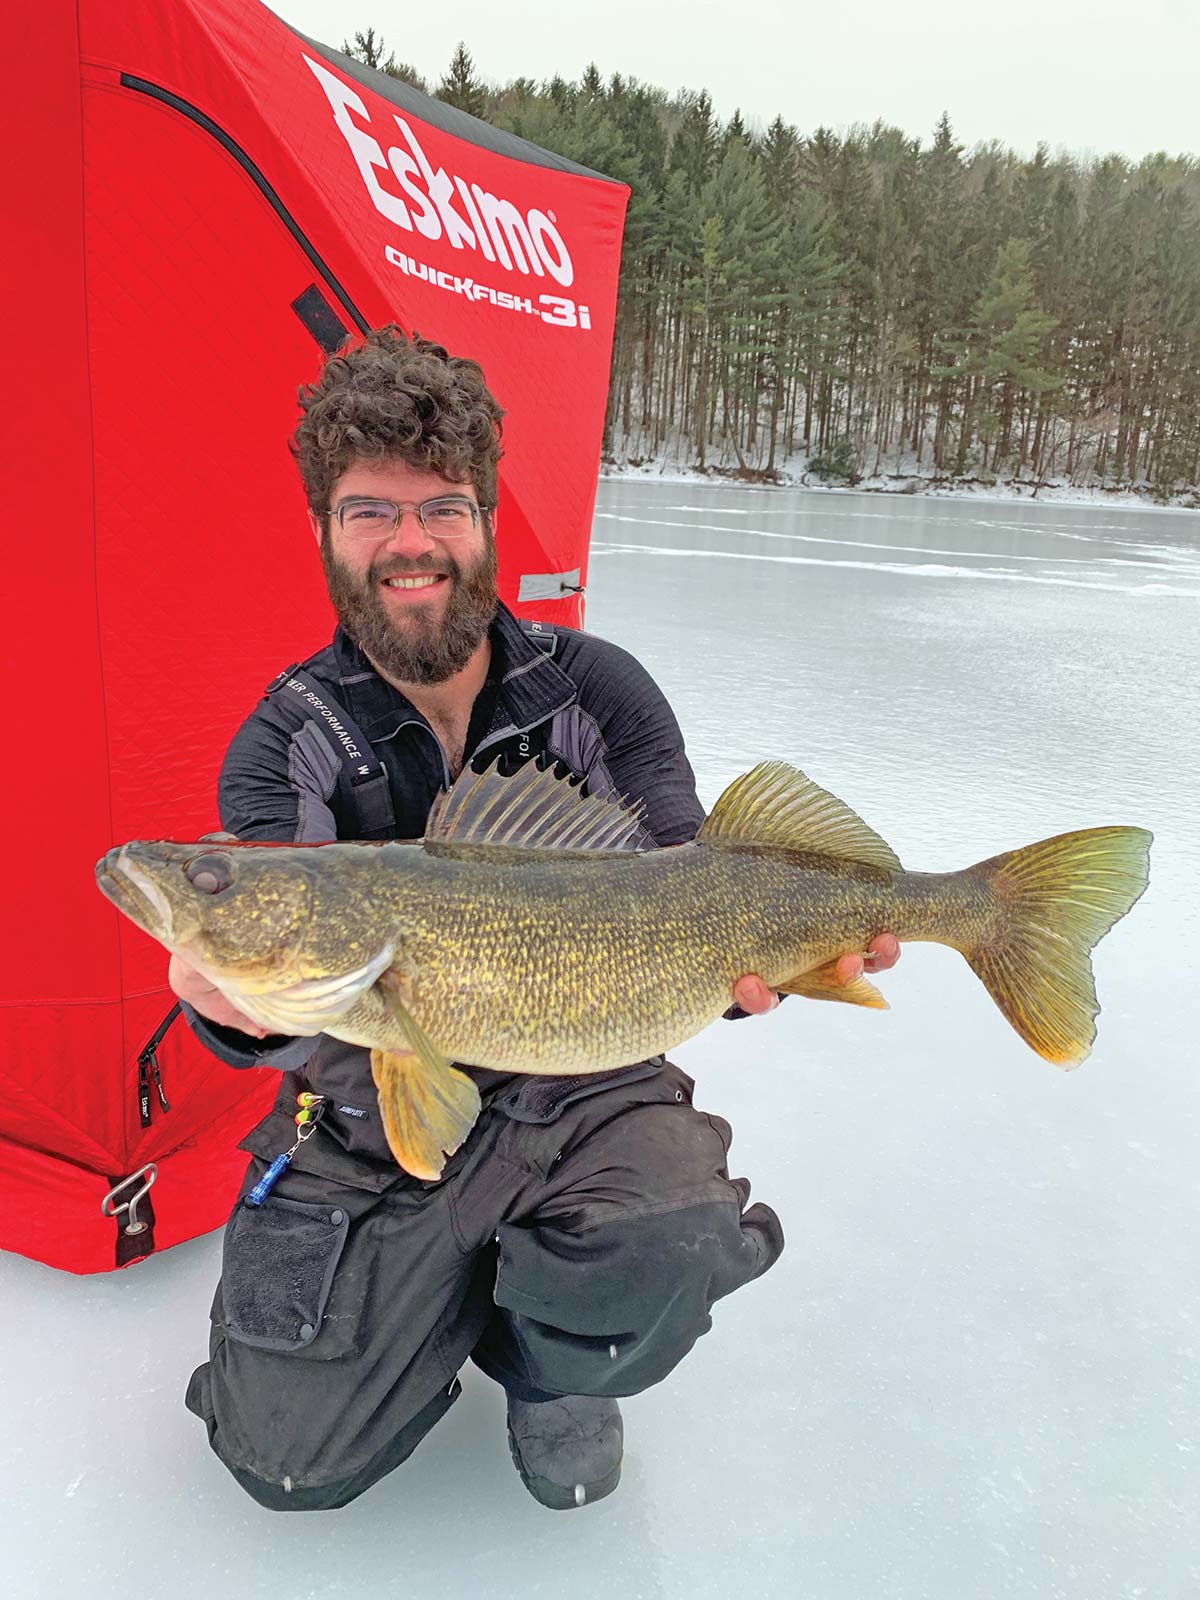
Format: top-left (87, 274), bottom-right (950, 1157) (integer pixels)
top-left (600, 459), bottom-right (1200, 516)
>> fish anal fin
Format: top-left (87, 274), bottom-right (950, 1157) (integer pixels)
top-left (778, 961), bottom-right (889, 1009)
top-left (697, 762), bottom-right (902, 871)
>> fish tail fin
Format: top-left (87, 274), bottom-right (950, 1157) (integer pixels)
top-left (961, 826), bottom-right (1151, 1067)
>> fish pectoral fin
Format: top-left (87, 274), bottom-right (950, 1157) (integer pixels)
top-left (370, 1047), bottom-right (482, 1181)
top-left (370, 984), bottom-right (481, 1180)
top-left (777, 961), bottom-right (890, 1009)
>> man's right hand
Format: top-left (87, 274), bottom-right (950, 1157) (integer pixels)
top-left (168, 953), bottom-right (273, 1039)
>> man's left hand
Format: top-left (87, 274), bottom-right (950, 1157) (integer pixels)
top-left (733, 933), bottom-right (902, 1014)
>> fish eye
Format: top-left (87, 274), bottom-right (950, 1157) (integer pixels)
top-left (185, 852), bottom-right (235, 895)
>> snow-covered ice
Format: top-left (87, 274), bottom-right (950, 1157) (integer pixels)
top-left (3, 480), bottom-right (1197, 1600)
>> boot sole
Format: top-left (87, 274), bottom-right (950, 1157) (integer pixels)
top-left (506, 1424), bottom-right (622, 1510)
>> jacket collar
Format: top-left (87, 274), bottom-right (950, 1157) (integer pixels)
top-left (330, 602), bottom-right (577, 745)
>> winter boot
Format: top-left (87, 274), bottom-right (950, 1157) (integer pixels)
top-left (505, 1393), bottom-right (623, 1510)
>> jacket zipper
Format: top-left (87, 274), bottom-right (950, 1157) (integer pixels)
top-left (375, 717), bottom-right (452, 791)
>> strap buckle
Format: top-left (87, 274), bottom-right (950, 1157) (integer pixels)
top-left (263, 661), bottom-right (301, 697)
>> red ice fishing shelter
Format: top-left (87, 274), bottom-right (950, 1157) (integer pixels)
top-left (4, 0), bottom-right (629, 1273)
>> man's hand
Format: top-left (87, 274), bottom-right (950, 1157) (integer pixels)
top-left (733, 933), bottom-right (902, 1014)
top-left (168, 952), bottom-right (273, 1038)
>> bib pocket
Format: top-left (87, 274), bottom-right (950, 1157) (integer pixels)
top-left (221, 1193), bottom-right (349, 1354)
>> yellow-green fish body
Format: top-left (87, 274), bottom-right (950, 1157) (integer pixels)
top-left (335, 844), bottom-right (966, 1069)
top-left (95, 761), bottom-right (1151, 1181)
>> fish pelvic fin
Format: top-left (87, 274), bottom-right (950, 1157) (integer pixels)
top-left (963, 825), bottom-right (1151, 1067)
top-left (778, 963), bottom-right (890, 1009)
top-left (371, 983), bottom-right (482, 1180)
top-left (697, 762), bottom-right (901, 871)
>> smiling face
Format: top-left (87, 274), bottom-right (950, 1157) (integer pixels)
top-left (315, 458), bottom-right (498, 687)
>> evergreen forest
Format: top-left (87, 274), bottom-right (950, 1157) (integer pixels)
top-left (345, 33), bottom-right (1200, 501)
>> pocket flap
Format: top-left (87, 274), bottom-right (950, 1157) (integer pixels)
top-left (222, 1194), bottom-right (349, 1352)
top-left (238, 1108), bottom-right (402, 1192)
top-left (495, 1058), bottom-right (666, 1125)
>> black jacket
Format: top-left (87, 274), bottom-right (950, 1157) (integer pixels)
top-left (217, 603), bottom-right (704, 851)
top-left (184, 604), bottom-right (709, 1168)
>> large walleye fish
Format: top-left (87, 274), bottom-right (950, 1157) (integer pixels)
top-left (95, 761), bottom-right (1151, 1181)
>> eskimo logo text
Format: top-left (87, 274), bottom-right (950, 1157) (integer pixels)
top-left (304, 56), bottom-right (575, 288)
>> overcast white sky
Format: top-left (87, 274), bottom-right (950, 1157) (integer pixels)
top-left (273, 0), bottom-right (1196, 163)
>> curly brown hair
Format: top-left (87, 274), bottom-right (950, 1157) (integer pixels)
top-left (290, 325), bottom-right (504, 517)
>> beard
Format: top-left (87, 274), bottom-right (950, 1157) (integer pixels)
top-left (320, 528), bottom-right (499, 687)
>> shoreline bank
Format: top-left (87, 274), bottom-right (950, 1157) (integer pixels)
top-left (600, 460), bottom-right (1200, 516)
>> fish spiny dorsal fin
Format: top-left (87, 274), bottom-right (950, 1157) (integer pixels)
top-left (423, 758), bottom-right (651, 858)
top-left (696, 762), bottom-right (902, 871)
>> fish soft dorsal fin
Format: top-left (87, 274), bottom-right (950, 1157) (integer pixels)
top-left (696, 762), bottom-right (902, 871)
top-left (423, 759), bottom-right (651, 858)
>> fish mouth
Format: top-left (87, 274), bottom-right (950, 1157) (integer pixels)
top-left (95, 847), bottom-right (175, 943)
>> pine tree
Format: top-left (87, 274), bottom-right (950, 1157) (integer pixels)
top-left (580, 62), bottom-right (604, 101)
top-left (341, 27), bottom-right (395, 74)
top-left (695, 139), bottom-right (785, 468)
top-left (546, 74), bottom-right (575, 111)
top-left (937, 239), bottom-right (1061, 477)
top-left (437, 43), bottom-right (488, 117)
top-left (722, 109), bottom-right (748, 152)
top-left (758, 117), bottom-right (799, 205)
top-left (669, 91), bottom-right (718, 195)
top-left (390, 63), bottom-right (429, 94)
top-left (341, 30), bottom-right (427, 93)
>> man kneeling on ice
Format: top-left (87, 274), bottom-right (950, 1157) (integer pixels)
top-left (172, 326), bottom-right (900, 1511)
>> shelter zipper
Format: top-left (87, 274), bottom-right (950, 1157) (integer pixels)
top-left (118, 76), bottom-right (368, 341)
top-left (135, 1005), bottom-right (179, 1129)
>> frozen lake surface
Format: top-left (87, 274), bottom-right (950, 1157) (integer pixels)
top-left (5, 482), bottom-right (1198, 1599)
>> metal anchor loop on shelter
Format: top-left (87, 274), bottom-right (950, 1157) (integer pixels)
top-left (100, 1163), bottom-right (159, 1235)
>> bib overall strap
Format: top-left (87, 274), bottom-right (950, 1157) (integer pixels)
top-left (263, 665), bottom-right (395, 838)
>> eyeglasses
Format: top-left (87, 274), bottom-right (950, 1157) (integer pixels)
top-left (329, 495), bottom-right (484, 539)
